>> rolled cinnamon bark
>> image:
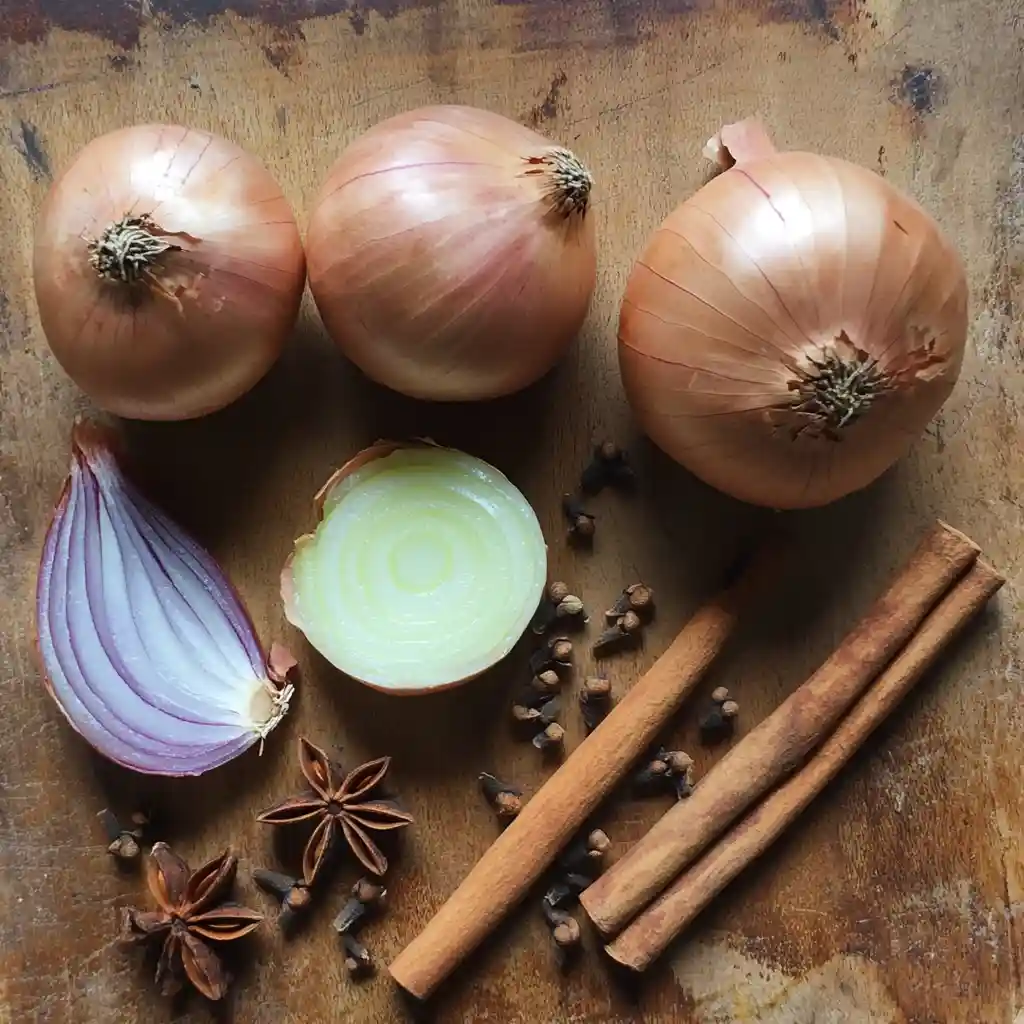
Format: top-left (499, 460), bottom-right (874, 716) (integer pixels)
top-left (579, 520), bottom-right (980, 937)
top-left (388, 539), bottom-right (785, 1001)
top-left (605, 557), bottom-right (1004, 971)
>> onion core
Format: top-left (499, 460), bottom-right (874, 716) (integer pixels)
top-left (282, 442), bottom-right (548, 693)
top-left (305, 105), bottom-right (597, 402)
top-left (618, 119), bottom-right (968, 509)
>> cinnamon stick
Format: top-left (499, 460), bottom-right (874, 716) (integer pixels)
top-left (579, 520), bottom-right (979, 937)
top-left (606, 557), bottom-right (1004, 971)
top-left (388, 540), bottom-right (785, 1001)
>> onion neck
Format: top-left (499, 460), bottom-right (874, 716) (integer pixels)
top-left (88, 214), bottom-right (179, 284)
top-left (528, 147), bottom-right (593, 218)
top-left (789, 336), bottom-right (891, 440)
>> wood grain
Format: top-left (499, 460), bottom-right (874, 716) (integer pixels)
top-left (0, 0), bottom-right (1021, 1021)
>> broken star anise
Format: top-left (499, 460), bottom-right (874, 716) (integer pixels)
top-left (120, 843), bottom-right (262, 1001)
top-left (257, 737), bottom-right (413, 883)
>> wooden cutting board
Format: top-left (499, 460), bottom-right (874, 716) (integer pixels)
top-left (0, 1), bottom-right (1021, 1021)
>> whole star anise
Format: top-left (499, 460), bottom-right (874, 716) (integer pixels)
top-left (257, 737), bottom-right (413, 883)
top-left (120, 843), bottom-right (262, 1001)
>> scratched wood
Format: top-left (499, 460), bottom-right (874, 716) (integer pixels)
top-left (0, 1), bottom-right (1021, 1021)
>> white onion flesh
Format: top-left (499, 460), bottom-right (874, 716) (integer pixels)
top-left (35, 423), bottom-right (295, 776)
top-left (282, 443), bottom-right (548, 693)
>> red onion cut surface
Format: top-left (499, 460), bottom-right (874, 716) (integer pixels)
top-left (35, 421), bottom-right (296, 776)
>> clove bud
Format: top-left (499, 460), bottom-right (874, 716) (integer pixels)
top-left (699, 687), bottom-right (740, 744)
top-left (532, 722), bottom-right (566, 755)
top-left (619, 610), bottom-right (643, 634)
top-left (542, 903), bottom-right (582, 968)
top-left (97, 808), bottom-right (146, 863)
top-left (547, 581), bottom-right (570, 604)
top-left (341, 932), bottom-right (374, 979)
top-left (555, 594), bottom-right (585, 619)
top-left (333, 877), bottom-right (387, 935)
top-left (605, 582), bottom-right (655, 622)
top-left (562, 494), bottom-right (596, 545)
top-left (529, 635), bottom-right (573, 675)
top-left (531, 669), bottom-right (562, 696)
top-left (581, 441), bottom-right (635, 495)
top-left (592, 623), bottom-right (638, 658)
top-left (479, 772), bottom-right (524, 821)
top-left (579, 676), bottom-right (613, 733)
top-left (633, 747), bottom-right (695, 800)
top-left (559, 828), bottom-right (611, 876)
top-left (253, 868), bottom-right (313, 930)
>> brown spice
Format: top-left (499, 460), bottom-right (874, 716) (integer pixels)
top-left (581, 441), bottom-right (635, 495)
top-left (562, 494), bottom-right (596, 544)
top-left (579, 676), bottom-right (613, 733)
top-left (592, 623), bottom-right (638, 657)
top-left (341, 932), bottom-right (375, 978)
top-left (120, 844), bottom-right (262, 1001)
top-left (98, 808), bottom-right (146, 862)
top-left (533, 722), bottom-right (566, 755)
top-left (699, 687), bottom-right (740, 744)
top-left (253, 868), bottom-right (313, 930)
top-left (479, 773), bottom-right (524, 822)
top-left (606, 583), bottom-right (655, 622)
top-left (633, 748), bottom-right (695, 800)
top-left (334, 877), bottom-right (387, 935)
top-left (257, 737), bottom-right (413, 882)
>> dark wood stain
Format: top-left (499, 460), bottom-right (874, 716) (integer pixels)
top-left (492, 0), bottom-right (857, 52)
top-left (261, 23), bottom-right (305, 75)
top-left (525, 69), bottom-right (567, 128)
top-left (0, 0), bottom-right (430, 49)
top-left (11, 119), bottom-right (50, 181)
top-left (895, 64), bottom-right (945, 115)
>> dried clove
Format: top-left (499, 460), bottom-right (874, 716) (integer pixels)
top-left (558, 828), bottom-right (611, 876)
top-left (97, 808), bottom-right (146, 862)
top-left (531, 668), bottom-right (563, 696)
top-left (592, 623), bottom-right (638, 658)
top-left (529, 636), bottom-right (574, 675)
top-left (333, 877), bottom-right (386, 935)
top-left (562, 493), bottom-right (596, 545)
top-left (581, 441), bottom-right (635, 495)
top-left (341, 932), bottom-right (375, 979)
top-left (699, 688), bottom-right (740, 745)
top-left (532, 722), bottom-right (566, 755)
top-left (632, 747), bottom-right (696, 800)
top-left (579, 676), bottom-right (613, 733)
top-left (531, 582), bottom-right (584, 634)
top-left (619, 610), bottom-right (643, 634)
top-left (253, 868), bottom-right (313, 930)
top-left (511, 694), bottom-right (562, 735)
top-left (555, 594), bottom-right (585, 620)
top-left (606, 582), bottom-right (655, 622)
top-left (479, 772), bottom-right (524, 821)
top-left (542, 903), bottom-right (582, 968)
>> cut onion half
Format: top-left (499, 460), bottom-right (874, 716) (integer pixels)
top-left (35, 421), bottom-right (296, 776)
top-left (282, 442), bottom-right (548, 694)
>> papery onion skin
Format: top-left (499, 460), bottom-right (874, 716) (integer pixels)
top-left (282, 440), bottom-right (548, 695)
top-left (618, 119), bottom-right (968, 510)
top-left (305, 105), bottom-right (597, 402)
top-left (35, 420), bottom-right (296, 776)
top-left (33, 124), bottom-right (306, 421)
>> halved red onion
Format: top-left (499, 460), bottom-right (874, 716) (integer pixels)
top-left (35, 421), bottom-right (296, 776)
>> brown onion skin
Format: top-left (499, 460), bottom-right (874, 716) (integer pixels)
top-left (33, 124), bottom-right (306, 421)
top-left (619, 132), bottom-right (968, 509)
top-left (305, 105), bottom-right (597, 402)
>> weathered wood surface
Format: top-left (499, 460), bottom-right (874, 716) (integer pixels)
top-left (0, 1), bottom-right (1021, 1021)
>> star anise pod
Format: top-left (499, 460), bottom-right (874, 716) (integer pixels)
top-left (257, 737), bottom-right (413, 883)
top-left (120, 843), bottom-right (263, 1001)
